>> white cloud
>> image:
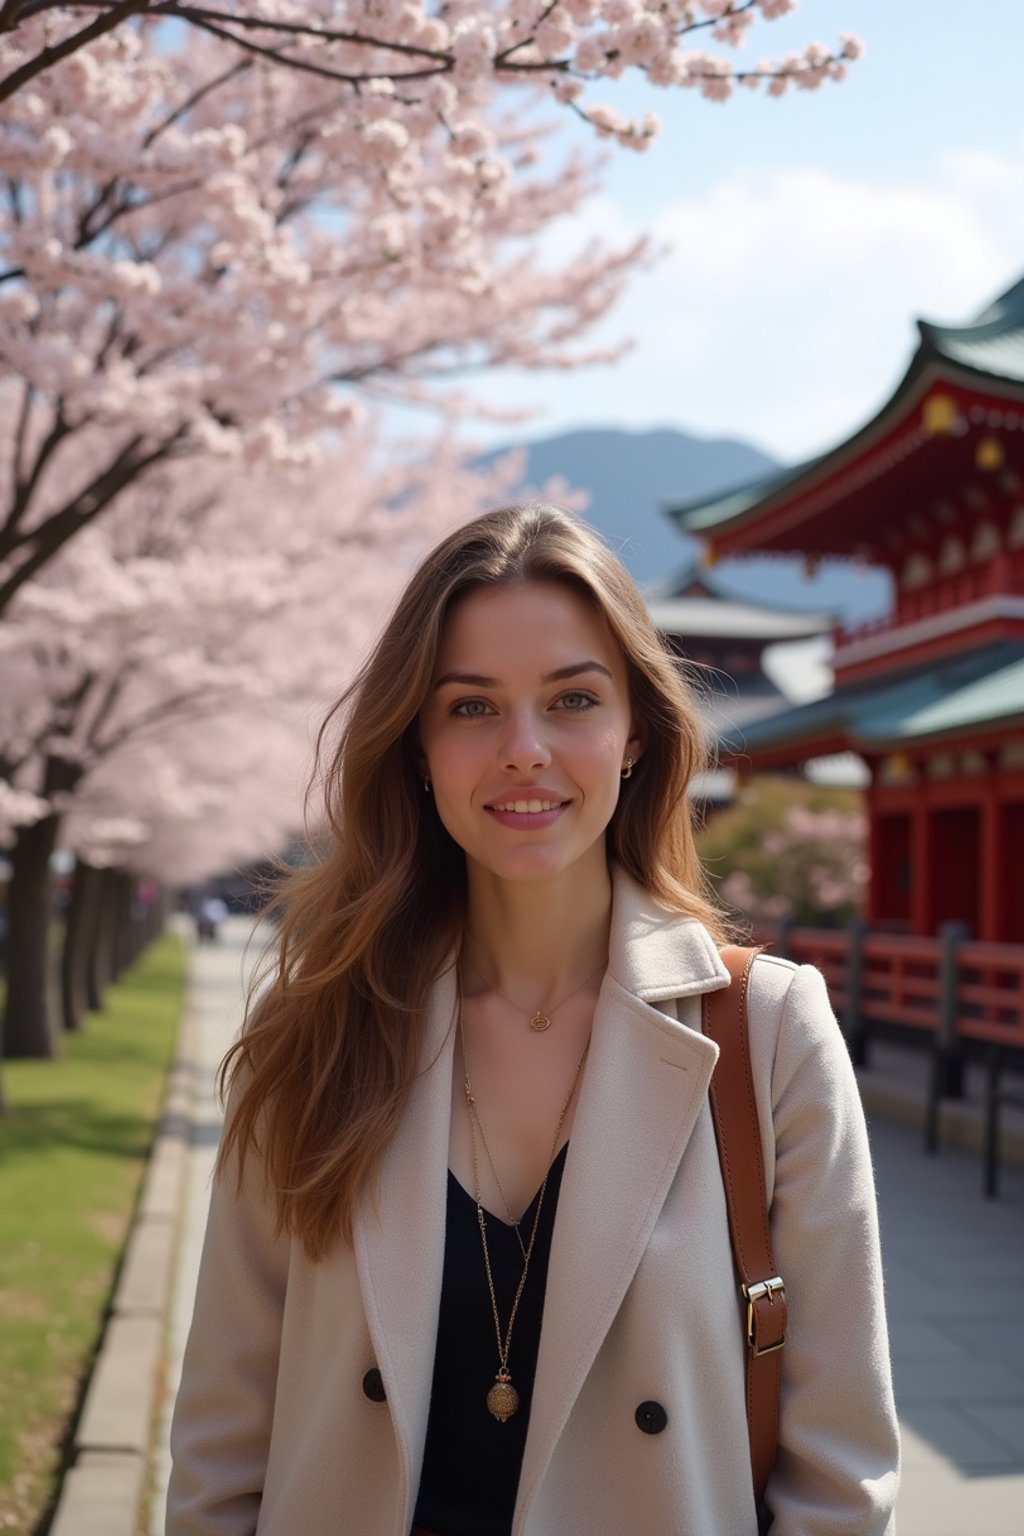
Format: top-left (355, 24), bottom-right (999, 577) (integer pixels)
top-left (472, 145), bottom-right (1024, 462)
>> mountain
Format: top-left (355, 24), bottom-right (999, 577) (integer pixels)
top-left (474, 425), bottom-right (892, 626)
top-left (476, 425), bottom-right (774, 586)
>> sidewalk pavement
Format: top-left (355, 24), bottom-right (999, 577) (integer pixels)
top-left (63, 920), bottom-right (1024, 1534)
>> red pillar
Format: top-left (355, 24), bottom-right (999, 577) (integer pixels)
top-left (910, 766), bottom-right (931, 936)
top-left (979, 752), bottom-right (1001, 942)
top-left (864, 758), bottom-right (881, 924)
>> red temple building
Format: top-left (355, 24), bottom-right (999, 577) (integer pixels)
top-left (669, 275), bottom-right (1024, 944)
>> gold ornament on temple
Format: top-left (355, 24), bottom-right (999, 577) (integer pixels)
top-left (922, 393), bottom-right (959, 437)
top-left (975, 435), bottom-right (1005, 472)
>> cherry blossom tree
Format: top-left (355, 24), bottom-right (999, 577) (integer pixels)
top-left (699, 777), bottom-right (868, 932)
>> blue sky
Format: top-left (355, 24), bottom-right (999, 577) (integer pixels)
top-left (466, 1), bottom-right (1024, 465)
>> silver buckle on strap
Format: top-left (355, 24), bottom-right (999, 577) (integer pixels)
top-left (743, 1275), bottom-right (786, 1356)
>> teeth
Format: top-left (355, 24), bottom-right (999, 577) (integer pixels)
top-left (494, 799), bottom-right (560, 813)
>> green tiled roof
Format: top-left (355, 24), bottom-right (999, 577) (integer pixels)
top-left (669, 272), bottom-right (1024, 536)
top-left (668, 461), bottom-right (820, 534)
top-left (862, 653), bottom-right (1024, 743)
top-left (919, 273), bottom-right (1024, 385)
top-left (717, 642), bottom-right (1024, 760)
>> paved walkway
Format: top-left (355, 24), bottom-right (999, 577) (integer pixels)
top-left (152, 922), bottom-right (1024, 1535)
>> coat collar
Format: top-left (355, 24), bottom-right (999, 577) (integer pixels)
top-left (605, 864), bottom-right (732, 1002)
top-left (353, 865), bottom-right (731, 1536)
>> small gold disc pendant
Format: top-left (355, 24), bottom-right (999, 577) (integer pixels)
top-left (487, 1374), bottom-right (520, 1421)
top-left (529, 1012), bottom-right (551, 1032)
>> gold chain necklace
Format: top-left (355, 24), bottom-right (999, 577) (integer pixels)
top-left (469, 1096), bottom-right (530, 1261)
top-left (464, 954), bottom-right (603, 1032)
top-left (459, 1006), bottom-right (589, 1422)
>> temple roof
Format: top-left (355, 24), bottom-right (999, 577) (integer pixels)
top-left (714, 640), bottom-right (1024, 763)
top-left (644, 561), bottom-right (833, 640)
top-left (923, 273), bottom-right (1024, 384)
top-left (667, 273), bottom-right (1024, 556)
top-left (645, 595), bottom-right (831, 641)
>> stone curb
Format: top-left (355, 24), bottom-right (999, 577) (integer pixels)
top-left (49, 998), bottom-right (198, 1536)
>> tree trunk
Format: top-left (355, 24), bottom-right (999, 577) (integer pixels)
top-left (145, 884), bottom-right (166, 947)
top-left (61, 858), bottom-right (103, 1033)
top-left (2, 813), bottom-right (61, 1059)
top-left (87, 867), bottom-right (118, 1011)
top-left (112, 871), bottom-right (135, 979)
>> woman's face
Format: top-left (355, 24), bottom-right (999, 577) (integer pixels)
top-left (419, 580), bottom-right (643, 887)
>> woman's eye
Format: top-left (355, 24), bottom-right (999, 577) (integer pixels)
top-left (557, 690), bottom-right (598, 711)
top-left (452, 698), bottom-right (492, 718)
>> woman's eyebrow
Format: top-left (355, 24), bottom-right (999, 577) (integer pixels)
top-left (433, 660), bottom-right (613, 690)
top-left (543, 661), bottom-right (613, 684)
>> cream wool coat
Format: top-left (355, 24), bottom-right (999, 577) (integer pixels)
top-left (167, 870), bottom-right (900, 1536)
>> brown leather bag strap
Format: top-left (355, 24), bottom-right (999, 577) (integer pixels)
top-left (701, 945), bottom-right (786, 1509)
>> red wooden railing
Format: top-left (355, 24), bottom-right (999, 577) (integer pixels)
top-left (752, 925), bottom-right (1024, 1053)
top-left (956, 942), bottom-right (1024, 1050)
top-left (860, 934), bottom-right (942, 1034)
top-left (750, 924), bottom-right (1024, 1192)
top-left (833, 553), bottom-right (1021, 651)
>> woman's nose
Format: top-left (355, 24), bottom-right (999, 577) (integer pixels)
top-left (500, 710), bottom-right (551, 772)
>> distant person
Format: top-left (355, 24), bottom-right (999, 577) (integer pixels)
top-left (167, 505), bottom-right (899, 1535)
top-left (196, 895), bottom-right (228, 944)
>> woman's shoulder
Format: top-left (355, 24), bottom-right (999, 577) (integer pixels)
top-left (745, 950), bottom-right (831, 1008)
top-left (744, 951), bottom-right (844, 1058)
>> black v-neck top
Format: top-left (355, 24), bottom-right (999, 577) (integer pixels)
top-left (412, 1142), bottom-right (570, 1536)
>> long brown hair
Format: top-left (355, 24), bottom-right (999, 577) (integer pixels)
top-left (219, 503), bottom-right (728, 1258)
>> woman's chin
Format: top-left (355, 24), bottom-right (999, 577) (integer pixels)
top-left (468, 838), bottom-right (607, 888)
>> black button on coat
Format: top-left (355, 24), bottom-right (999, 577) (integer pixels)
top-left (362, 1367), bottom-right (387, 1403)
top-left (635, 1400), bottom-right (668, 1435)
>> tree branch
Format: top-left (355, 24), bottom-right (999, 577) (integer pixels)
top-left (162, 1), bottom-right (448, 63)
top-left (0, 0), bottom-right (149, 106)
top-left (167, 8), bottom-right (451, 85)
top-left (0, 433), bottom-right (181, 618)
top-left (1, 406), bottom-right (72, 555)
top-left (8, 376), bottom-right (34, 519)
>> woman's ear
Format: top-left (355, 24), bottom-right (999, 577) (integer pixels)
top-left (627, 717), bottom-right (648, 765)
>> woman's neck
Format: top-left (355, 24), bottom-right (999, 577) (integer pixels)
top-left (462, 854), bottom-right (613, 1008)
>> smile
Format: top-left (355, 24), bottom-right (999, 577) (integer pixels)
top-left (489, 799), bottom-right (564, 813)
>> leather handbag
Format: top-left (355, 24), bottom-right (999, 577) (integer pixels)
top-left (701, 945), bottom-right (787, 1518)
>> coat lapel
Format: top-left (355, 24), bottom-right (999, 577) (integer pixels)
top-left (513, 872), bottom-right (730, 1532)
top-left (352, 960), bottom-right (459, 1536)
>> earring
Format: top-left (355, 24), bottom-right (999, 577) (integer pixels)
top-left (423, 776), bottom-right (431, 792)
top-left (621, 756), bottom-right (634, 780)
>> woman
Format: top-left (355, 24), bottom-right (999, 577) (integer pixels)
top-left (167, 504), bottom-right (900, 1536)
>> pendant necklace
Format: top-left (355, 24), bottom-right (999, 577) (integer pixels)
top-left (464, 954), bottom-right (603, 1032)
top-left (459, 1000), bottom-right (589, 1422)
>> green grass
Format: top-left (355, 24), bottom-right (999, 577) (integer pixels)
top-left (0, 932), bottom-right (185, 1534)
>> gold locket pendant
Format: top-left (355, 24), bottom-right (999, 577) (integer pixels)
top-left (486, 1372), bottom-right (520, 1422)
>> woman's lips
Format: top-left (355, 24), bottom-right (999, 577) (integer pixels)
top-left (485, 800), bottom-right (569, 830)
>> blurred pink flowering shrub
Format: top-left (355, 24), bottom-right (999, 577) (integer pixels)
top-left (698, 777), bottom-right (868, 929)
